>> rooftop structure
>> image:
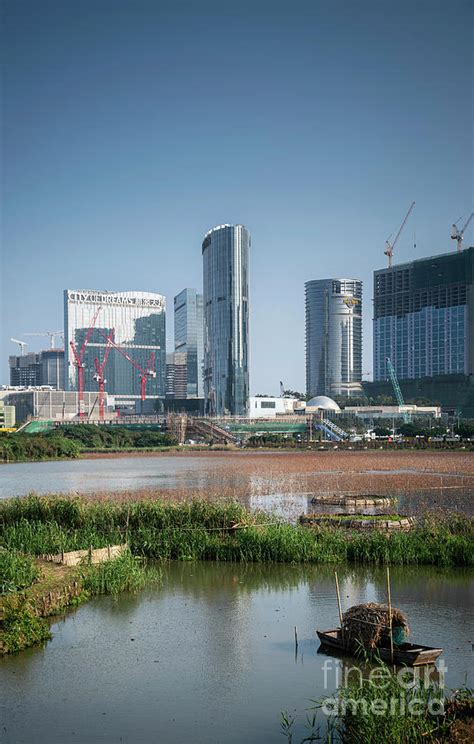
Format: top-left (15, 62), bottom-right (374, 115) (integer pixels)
top-left (306, 395), bottom-right (341, 412)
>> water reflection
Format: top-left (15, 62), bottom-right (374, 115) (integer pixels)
top-left (0, 562), bottom-right (472, 744)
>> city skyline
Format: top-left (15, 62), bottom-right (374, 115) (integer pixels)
top-left (2, 0), bottom-right (472, 393)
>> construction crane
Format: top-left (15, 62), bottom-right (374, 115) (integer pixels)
top-left (386, 357), bottom-right (410, 423)
top-left (10, 338), bottom-right (28, 356)
top-left (24, 331), bottom-right (64, 349)
top-left (97, 329), bottom-right (156, 407)
top-left (384, 201), bottom-right (415, 268)
top-left (93, 329), bottom-right (115, 421)
top-left (69, 306), bottom-right (102, 418)
top-left (451, 212), bottom-right (473, 253)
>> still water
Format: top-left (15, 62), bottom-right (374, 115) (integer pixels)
top-left (1, 454), bottom-right (473, 518)
top-left (1, 562), bottom-right (473, 744)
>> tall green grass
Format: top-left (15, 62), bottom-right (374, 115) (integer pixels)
top-left (0, 547), bottom-right (40, 594)
top-left (81, 551), bottom-right (156, 595)
top-left (0, 495), bottom-right (472, 567)
top-left (282, 665), bottom-right (472, 743)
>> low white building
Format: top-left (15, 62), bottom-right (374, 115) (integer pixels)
top-left (249, 396), bottom-right (300, 419)
top-left (344, 404), bottom-right (441, 420)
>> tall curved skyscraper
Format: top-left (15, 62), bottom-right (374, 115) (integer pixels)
top-left (305, 278), bottom-right (362, 399)
top-left (202, 224), bottom-right (250, 416)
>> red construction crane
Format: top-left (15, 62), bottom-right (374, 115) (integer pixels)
top-left (93, 329), bottom-right (115, 421)
top-left (69, 305), bottom-right (102, 418)
top-left (97, 329), bottom-right (157, 404)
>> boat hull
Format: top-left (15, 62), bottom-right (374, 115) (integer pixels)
top-left (317, 630), bottom-right (442, 666)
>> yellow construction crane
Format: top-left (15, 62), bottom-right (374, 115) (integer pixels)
top-left (384, 201), bottom-right (415, 268)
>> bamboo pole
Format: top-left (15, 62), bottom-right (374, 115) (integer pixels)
top-left (386, 565), bottom-right (394, 664)
top-left (334, 571), bottom-right (344, 645)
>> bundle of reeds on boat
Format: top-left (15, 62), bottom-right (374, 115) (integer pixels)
top-left (341, 602), bottom-right (409, 652)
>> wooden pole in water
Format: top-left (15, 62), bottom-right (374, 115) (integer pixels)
top-left (294, 626), bottom-right (298, 650)
top-left (386, 565), bottom-right (394, 664)
top-left (334, 571), bottom-right (344, 645)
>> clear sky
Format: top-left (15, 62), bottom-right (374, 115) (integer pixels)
top-left (1, 0), bottom-right (473, 393)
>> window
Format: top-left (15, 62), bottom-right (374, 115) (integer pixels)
top-left (261, 401), bottom-right (276, 409)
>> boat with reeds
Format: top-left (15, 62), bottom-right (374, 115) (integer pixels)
top-left (316, 629), bottom-right (443, 666)
top-left (317, 601), bottom-right (442, 666)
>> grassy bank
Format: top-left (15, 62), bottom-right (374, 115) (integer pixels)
top-left (0, 425), bottom-right (178, 462)
top-left (0, 549), bottom-right (153, 654)
top-left (1, 495), bottom-right (472, 567)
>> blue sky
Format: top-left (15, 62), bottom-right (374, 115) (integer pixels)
top-left (1, 0), bottom-right (473, 393)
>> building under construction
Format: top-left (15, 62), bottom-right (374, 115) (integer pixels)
top-left (373, 247), bottom-right (474, 383)
top-left (9, 349), bottom-right (64, 389)
top-left (64, 289), bottom-right (166, 412)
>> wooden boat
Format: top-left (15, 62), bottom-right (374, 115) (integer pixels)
top-left (317, 629), bottom-right (443, 666)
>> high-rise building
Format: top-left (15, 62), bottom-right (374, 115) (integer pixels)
top-left (165, 352), bottom-right (188, 399)
top-left (373, 247), bottom-right (473, 381)
top-left (64, 289), bottom-right (166, 403)
top-left (9, 353), bottom-right (42, 387)
top-left (40, 349), bottom-right (65, 389)
top-left (202, 224), bottom-right (250, 416)
top-left (9, 349), bottom-right (64, 389)
top-left (174, 288), bottom-right (204, 398)
top-left (305, 279), bottom-right (363, 399)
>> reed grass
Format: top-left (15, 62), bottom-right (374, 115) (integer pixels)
top-left (81, 551), bottom-right (157, 595)
top-left (282, 665), bottom-right (473, 743)
top-left (335, 670), bottom-right (450, 743)
top-left (0, 495), bottom-right (472, 567)
top-left (0, 547), bottom-right (40, 594)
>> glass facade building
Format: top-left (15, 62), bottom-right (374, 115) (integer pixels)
top-left (305, 279), bottom-right (363, 398)
top-left (373, 247), bottom-right (473, 381)
top-left (202, 225), bottom-right (250, 416)
top-left (64, 289), bottom-right (166, 399)
top-left (174, 288), bottom-right (204, 398)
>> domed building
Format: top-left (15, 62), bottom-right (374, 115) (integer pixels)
top-left (305, 395), bottom-right (341, 413)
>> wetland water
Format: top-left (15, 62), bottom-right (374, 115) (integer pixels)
top-left (1, 451), bottom-right (473, 518)
top-left (1, 562), bottom-right (473, 744)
